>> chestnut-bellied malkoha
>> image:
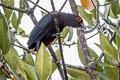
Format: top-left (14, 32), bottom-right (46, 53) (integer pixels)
top-left (27, 12), bottom-right (83, 51)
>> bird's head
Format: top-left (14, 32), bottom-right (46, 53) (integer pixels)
top-left (58, 12), bottom-right (83, 28)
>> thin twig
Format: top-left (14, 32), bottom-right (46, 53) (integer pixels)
top-left (90, 0), bottom-right (96, 10)
top-left (48, 46), bottom-right (65, 79)
top-left (110, 32), bottom-right (116, 43)
top-left (96, 32), bottom-right (116, 62)
top-left (2, 65), bottom-right (13, 75)
top-left (28, 0), bottom-right (50, 14)
top-left (24, 0), bottom-right (38, 25)
top-left (55, 42), bottom-right (77, 47)
top-left (14, 39), bottom-right (36, 54)
top-left (100, 0), bottom-right (118, 6)
top-left (65, 64), bottom-right (85, 71)
top-left (0, 3), bottom-right (27, 13)
top-left (11, 43), bottom-right (30, 53)
top-left (15, 39), bottom-right (27, 50)
top-left (59, 0), bottom-right (67, 12)
top-left (86, 31), bottom-right (99, 40)
top-left (84, 23), bottom-right (99, 33)
top-left (84, 0), bottom-right (99, 33)
top-left (96, 1), bottom-right (100, 27)
top-left (50, 0), bottom-right (68, 79)
top-left (32, 0), bottom-right (40, 10)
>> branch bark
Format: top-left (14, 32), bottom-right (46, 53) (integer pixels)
top-left (50, 0), bottom-right (68, 79)
top-left (69, 0), bottom-right (97, 79)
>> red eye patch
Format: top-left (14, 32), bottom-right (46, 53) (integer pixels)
top-left (75, 16), bottom-right (83, 23)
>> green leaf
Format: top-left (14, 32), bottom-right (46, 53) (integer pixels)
top-left (51, 63), bottom-right (56, 73)
top-left (17, 27), bottom-right (28, 37)
top-left (97, 62), bottom-right (116, 68)
top-left (25, 64), bottom-right (39, 80)
top-left (0, 12), bottom-right (10, 54)
top-left (51, 49), bottom-right (62, 73)
top-left (88, 47), bottom-right (98, 61)
top-left (18, 0), bottom-right (25, 22)
top-left (12, 12), bottom-right (18, 30)
top-left (0, 68), bottom-right (11, 79)
top-left (4, 46), bottom-right (19, 70)
top-left (110, 26), bottom-right (120, 38)
top-left (77, 40), bottom-right (98, 65)
top-left (77, 40), bottom-right (86, 65)
top-left (26, 54), bottom-right (34, 66)
top-left (91, 9), bottom-right (96, 19)
top-left (68, 77), bottom-right (74, 80)
top-left (77, 5), bottom-right (93, 25)
top-left (67, 28), bottom-right (73, 41)
top-left (1, 0), bottom-right (14, 19)
top-left (5, 46), bottom-right (38, 80)
top-left (61, 27), bottom-right (70, 42)
top-left (56, 49), bottom-right (61, 61)
top-left (100, 33), bottom-right (118, 60)
top-left (67, 67), bottom-right (90, 80)
top-left (35, 43), bottom-right (52, 80)
top-left (116, 34), bottom-right (120, 48)
top-left (104, 56), bottom-right (118, 80)
top-left (17, 61), bottom-right (38, 80)
top-left (41, 11), bottom-right (47, 16)
top-left (110, 1), bottom-right (120, 18)
top-left (0, 77), bottom-right (6, 80)
top-left (4, 46), bottom-right (24, 80)
top-left (11, 70), bottom-right (24, 80)
top-left (96, 72), bottom-right (109, 80)
top-left (51, 49), bottom-right (61, 73)
top-left (106, 0), bottom-right (112, 2)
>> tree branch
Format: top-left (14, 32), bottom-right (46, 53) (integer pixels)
top-left (69, 0), bottom-right (97, 79)
top-left (90, 0), bottom-right (96, 10)
top-left (86, 31), bottom-right (99, 40)
top-left (0, 3), bottom-right (27, 13)
top-left (50, 0), bottom-right (68, 79)
top-left (32, 0), bottom-right (40, 10)
top-left (59, 0), bottom-right (67, 12)
top-left (28, 0), bottom-right (50, 14)
top-left (24, 0), bottom-right (37, 24)
top-left (48, 46), bottom-right (65, 79)
top-left (65, 64), bottom-right (85, 71)
top-left (84, 0), bottom-right (100, 33)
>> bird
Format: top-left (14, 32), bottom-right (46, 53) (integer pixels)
top-left (27, 12), bottom-right (83, 51)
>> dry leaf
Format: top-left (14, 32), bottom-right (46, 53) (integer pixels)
top-left (80, 0), bottom-right (96, 11)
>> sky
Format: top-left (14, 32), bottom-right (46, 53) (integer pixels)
top-left (14, 0), bottom-right (105, 79)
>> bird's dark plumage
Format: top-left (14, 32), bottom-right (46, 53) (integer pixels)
top-left (27, 12), bottom-right (83, 51)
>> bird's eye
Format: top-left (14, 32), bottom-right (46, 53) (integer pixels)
top-left (75, 16), bottom-right (83, 23)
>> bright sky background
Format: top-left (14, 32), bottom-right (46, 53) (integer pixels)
top-left (14, 0), bottom-right (105, 79)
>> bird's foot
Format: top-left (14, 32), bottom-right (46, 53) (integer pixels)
top-left (30, 48), bottom-right (36, 54)
top-left (52, 33), bottom-right (61, 37)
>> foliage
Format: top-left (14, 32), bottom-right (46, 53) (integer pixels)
top-left (0, 0), bottom-right (120, 80)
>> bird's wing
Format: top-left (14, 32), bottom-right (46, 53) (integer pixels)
top-left (27, 14), bottom-right (54, 49)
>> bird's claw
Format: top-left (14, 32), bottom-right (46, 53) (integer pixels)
top-left (52, 33), bottom-right (61, 37)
